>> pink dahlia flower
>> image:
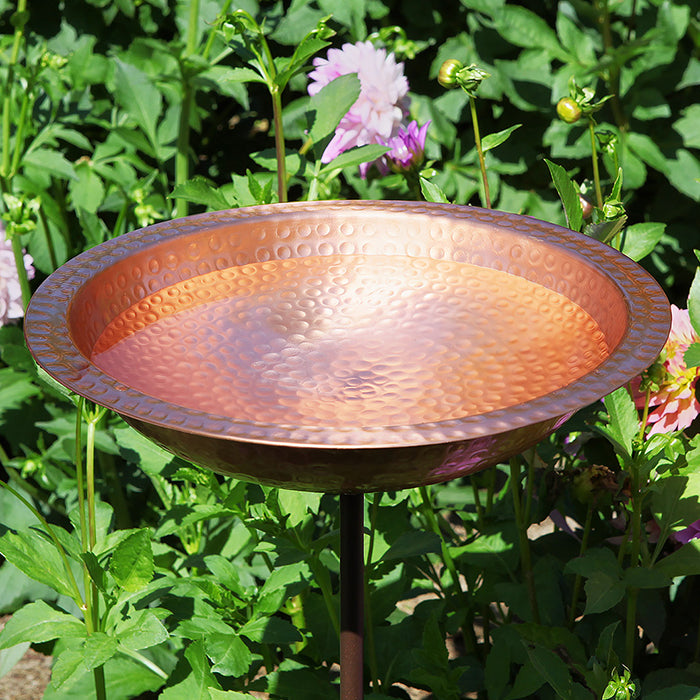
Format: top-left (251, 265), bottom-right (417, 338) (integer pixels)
top-left (0, 223), bottom-right (34, 326)
top-left (643, 304), bottom-right (700, 435)
top-left (307, 41), bottom-right (410, 171)
top-left (378, 120), bottom-right (430, 175)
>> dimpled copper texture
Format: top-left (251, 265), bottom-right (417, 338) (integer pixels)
top-left (24, 201), bottom-right (670, 493)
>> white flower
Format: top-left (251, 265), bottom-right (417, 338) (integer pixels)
top-left (307, 41), bottom-right (410, 170)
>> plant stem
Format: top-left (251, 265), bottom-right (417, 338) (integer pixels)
top-left (638, 386), bottom-right (651, 442)
top-left (271, 86), bottom-right (287, 203)
top-left (568, 502), bottom-right (594, 628)
top-left (469, 95), bottom-right (491, 208)
top-left (470, 476), bottom-right (485, 526)
top-left (588, 118), bottom-right (604, 209)
top-left (175, 0), bottom-right (201, 218)
top-left (418, 486), bottom-right (479, 655)
top-left (625, 473), bottom-right (643, 671)
top-left (1, 0), bottom-right (28, 179)
top-left (509, 457), bottom-right (540, 624)
top-left (118, 647), bottom-right (168, 679)
top-left (9, 233), bottom-right (31, 311)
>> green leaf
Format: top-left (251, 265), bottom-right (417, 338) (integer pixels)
top-left (584, 571), bottom-right (626, 615)
top-left (0, 367), bottom-right (40, 417)
top-left (161, 640), bottom-right (221, 699)
top-left (0, 639), bottom-right (31, 682)
top-left (525, 644), bottom-right (575, 699)
top-left (23, 148), bottom-right (77, 181)
top-left (420, 176), bottom-right (450, 203)
top-left (321, 144), bottom-right (390, 172)
top-left (308, 73), bottom-right (361, 146)
top-left (205, 633), bottom-right (252, 677)
top-left (112, 58), bottom-right (162, 151)
top-left (170, 176), bottom-right (233, 211)
top-left (481, 124), bottom-right (521, 153)
top-left (688, 266), bottom-right (700, 337)
top-left (494, 5), bottom-right (571, 61)
top-left (209, 691), bottom-right (259, 699)
top-left (109, 529), bottom-right (153, 592)
top-left (0, 529), bottom-right (77, 600)
top-left (623, 566), bottom-right (671, 589)
top-left (277, 490), bottom-right (322, 528)
top-left (50, 645), bottom-right (86, 691)
top-left (69, 160), bottom-right (105, 213)
top-left (603, 387), bottom-right (639, 459)
top-left (655, 539), bottom-right (700, 578)
top-left (622, 222), bottom-right (665, 261)
top-left (0, 601), bottom-right (85, 649)
top-left (83, 632), bottom-right (118, 670)
top-left (685, 342), bottom-right (700, 369)
top-left (381, 530), bottom-right (441, 561)
top-left (544, 159), bottom-right (582, 232)
top-left (239, 615), bottom-right (302, 644)
top-left (652, 473), bottom-right (700, 542)
top-left (115, 609), bottom-right (168, 651)
top-left (645, 685), bottom-right (700, 700)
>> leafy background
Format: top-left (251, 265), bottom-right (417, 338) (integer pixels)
top-left (1, 0), bottom-right (700, 698)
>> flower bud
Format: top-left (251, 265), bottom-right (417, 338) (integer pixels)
top-left (437, 59), bottom-right (463, 89)
top-left (557, 97), bottom-right (582, 124)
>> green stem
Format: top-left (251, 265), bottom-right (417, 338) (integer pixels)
top-left (175, 84), bottom-right (192, 219)
top-left (9, 87), bottom-right (32, 178)
top-left (469, 95), bottom-right (490, 209)
top-left (485, 465), bottom-right (497, 515)
top-left (309, 554), bottom-right (340, 638)
top-left (37, 206), bottom-right (58, 271)
top-left (509, 457), bottom-right (540, 624)
top-left (588, 118), bottom-right (604, 209)
top-left (637, 386), bottom-right (651, 443)
top-left (118, 647), bottom-right (168, 680)
top-left (470, 476), bottom-right (485, 527)
top-left (203, 0), bottom-right (233, 61)
top-left (1, 0), bottom-right (28, 179)
top-left (175, 0), bottom-right (201, 219)
top-left (568, 502), bottom-right (594, 628)
top-left (418, 486), bottom-right (479, 655)
top-left (625, 475), bottom-right (643, 671)
top-left (9, 232), bottom-right (31, 311)
top-left (594, 0), bottom-right (627, 131)
top-left (271, 86), bottom-right (287, 203)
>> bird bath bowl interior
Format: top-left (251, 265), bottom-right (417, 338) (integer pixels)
top-left (24, 200), bottom-right (671, 700)
top-left (25, 200), bottom-right (669, 493)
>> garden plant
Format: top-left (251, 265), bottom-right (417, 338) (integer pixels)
top-left (1, 0), bottom-right (700, 698)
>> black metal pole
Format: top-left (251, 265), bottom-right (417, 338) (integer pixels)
top-left (340, 493), bottom-right (364, 700)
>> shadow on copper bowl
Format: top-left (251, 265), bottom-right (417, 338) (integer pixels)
top-left (24, 201), bottom-right (670, 493)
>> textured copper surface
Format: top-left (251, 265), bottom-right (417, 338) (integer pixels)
top-left (24, 201), bottom-right (670, 492)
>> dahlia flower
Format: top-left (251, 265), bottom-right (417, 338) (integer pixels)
top-left (307, 41), bottom-right (410, 171)
top-left (642, 304), bottom-right (700, 435)
top-left (378, 120), bottom-right (430, 175)
top-left (0, 223), bottom-right (34, 326)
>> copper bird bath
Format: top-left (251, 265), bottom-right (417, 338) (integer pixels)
top-left (24, 201), bottom-right (670, 698)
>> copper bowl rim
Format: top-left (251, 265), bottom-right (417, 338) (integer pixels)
top-left (24, 200), bottom-right (671, 449)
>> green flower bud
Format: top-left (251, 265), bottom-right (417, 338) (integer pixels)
top-left (557, 97), bottom-right (582, 124)
top-left (437, 59), bottom-right (463, 89)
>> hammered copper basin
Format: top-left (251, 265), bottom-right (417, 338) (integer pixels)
top-left (24, 201), bottom-right (670, 492)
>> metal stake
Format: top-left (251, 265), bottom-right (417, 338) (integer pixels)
top-left (340, 493), bottom-right (364, 700)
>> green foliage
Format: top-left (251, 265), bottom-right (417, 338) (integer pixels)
top-left (1, 0), bottom-right (700, 698)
